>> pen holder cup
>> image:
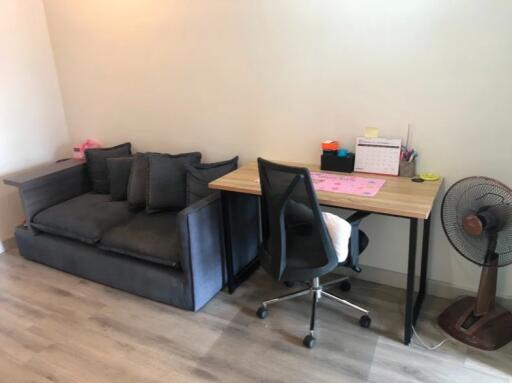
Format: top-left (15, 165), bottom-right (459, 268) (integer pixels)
top-left (321, 154), bottom-right (355, 173)
top-left (399, 160), bottom-right (416, 178)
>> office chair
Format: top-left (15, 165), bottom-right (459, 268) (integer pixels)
top-left (256, 158), bottom-right (371, 349)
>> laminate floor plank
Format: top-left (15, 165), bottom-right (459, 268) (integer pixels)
top-left (0, 250), bottom-right (510, 383)
top-left (0, 349), bottom-right (55, 383)
top-left (367, 336), bottom-right (507, 383)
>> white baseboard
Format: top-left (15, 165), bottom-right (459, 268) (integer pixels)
top-left (334, 265), bottom-right (512, 303)
top-left (0, 237), bottom-right (16, 255)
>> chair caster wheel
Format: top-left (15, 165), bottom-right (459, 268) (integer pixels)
top-left (256, 306), bottom-right (268, 319)
top-left (284, 281), bottom-right (295, 288)
top-left (303, 334), bottom-right (316, 349)
top-left (359, 315), bottom-right (371, 329)
top-left (339, 280), bottom-right (351, 292)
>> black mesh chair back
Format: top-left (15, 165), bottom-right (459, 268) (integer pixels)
top-left (258, 158), bottom-right (339, 282)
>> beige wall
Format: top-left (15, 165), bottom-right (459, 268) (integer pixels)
top-left (43, 1), bottom-right (512, 297)
top-left (0, 0), bottom-right (69, 251)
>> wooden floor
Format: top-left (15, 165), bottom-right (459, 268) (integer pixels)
top-left (0, 250), bottom-right (511, 383)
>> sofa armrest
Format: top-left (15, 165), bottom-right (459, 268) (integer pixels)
top-left (3, 159), bottom-right (91, 227)
top-left (177, 192), bottom-right (225, 311)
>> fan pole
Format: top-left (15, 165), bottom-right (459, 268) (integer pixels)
top-left (474, 234), bottom-right (498, 316)
top-left (474, 263), bottom-right (497, 316)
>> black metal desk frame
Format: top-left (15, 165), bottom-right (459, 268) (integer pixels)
top-left (221, 190), bottom-right (432, 346)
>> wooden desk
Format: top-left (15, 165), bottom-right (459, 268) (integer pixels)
top-left (209, 161), bottom-right (443, 345)
top-left (210, 161), bottom-right (441, 219)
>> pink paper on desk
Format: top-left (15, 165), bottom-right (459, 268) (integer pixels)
top-left (310, 172), bottom-right (385, 197)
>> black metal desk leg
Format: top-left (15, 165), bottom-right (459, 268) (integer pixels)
top-left (221, 191), bottom-right (236, 293)
top-left (220, 191), bottom-right (261, 294)
top-left (404, 218), bottom-right (418, 345)
top-left (413, 217), bottom-right (431, 325)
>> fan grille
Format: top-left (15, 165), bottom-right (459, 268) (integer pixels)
top-left (441, 177), bottom-right (512, 267)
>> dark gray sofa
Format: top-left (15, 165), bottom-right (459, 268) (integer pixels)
top-left (4, 159), bottom-right (236, 311)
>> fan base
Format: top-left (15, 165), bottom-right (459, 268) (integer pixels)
top-left (438, 296), bottom-right (512, 351)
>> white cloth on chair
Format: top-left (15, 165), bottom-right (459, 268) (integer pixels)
top-left (322, 212), bottom-right (352, 263)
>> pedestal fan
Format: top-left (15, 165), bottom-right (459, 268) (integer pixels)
top-left (439, 176), bottom-right (512, 350)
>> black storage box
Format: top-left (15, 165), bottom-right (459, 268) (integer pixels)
top-left (320, 154), bottom-right (355, 173)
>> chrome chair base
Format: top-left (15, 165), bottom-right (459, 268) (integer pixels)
top-left (256, 276), bottom-right (371, 349)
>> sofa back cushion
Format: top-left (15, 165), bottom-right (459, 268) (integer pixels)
top-left (186, 156), bottom-right (238, 205)
top-left (146, 152), bottom-right (201, 212)
top-left (127, 153), bottom-right (149, 208)
top-left (107, 157), bottom-right (133, 201)
top-left (85, 143), bottom-right (132, 194)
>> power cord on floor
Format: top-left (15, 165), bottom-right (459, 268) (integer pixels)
top-left (410, 296), bottom-right (472, 351)
top-left (412, 325), bottom-right (449, 350)
top-left (342, 283), bottom-right (451, 351)
top-left (410, 296), bottom-right (471, 350)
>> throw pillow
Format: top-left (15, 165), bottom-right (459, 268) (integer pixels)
top-left (85, 143), bottom-right (132, 193)
top-left (127, 153), bottom-right (149, 208)
top-left (146, 152), bottom-right (202, 212)
top-left (107, 157), bottom-right (133, 201)
top-left (186, 156), bottom-right (238, 205)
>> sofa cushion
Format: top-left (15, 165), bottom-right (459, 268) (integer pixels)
top-left (85, 143), bottom-right (132, 194)
top-left (186, 156), bottom-right (238, 205)
top-left (127, 153), bottom-right (149, 208)
top-left (99, 211), bottom-right (181, 269)
top-left (107, 157), bottom-right (133, 201)
top-left (32, 193), bottom-right (133, 245)
top-left (146, 152), bottom-right (201, 213)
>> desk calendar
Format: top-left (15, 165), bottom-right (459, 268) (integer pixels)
top-left (354, 137), bottom-right (401, 176)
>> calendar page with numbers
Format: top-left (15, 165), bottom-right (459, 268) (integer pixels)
top-left (354, 137), bottom-right (402, 176)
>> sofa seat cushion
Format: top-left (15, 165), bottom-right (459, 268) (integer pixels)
top-left (32, 193), bottom-right (134, 245)
top-left (99, 211), bottom-right (181, 269)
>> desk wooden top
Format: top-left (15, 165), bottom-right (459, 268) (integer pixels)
top-left (209, 161), bottom-right (443, 219)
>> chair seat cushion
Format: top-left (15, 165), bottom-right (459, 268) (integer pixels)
top-left (99, 211), bottom-right (181, 269)
top-left (322, 212), bottom-right (351, 263)
top-left (32, 193), bottom-right (134, 245)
